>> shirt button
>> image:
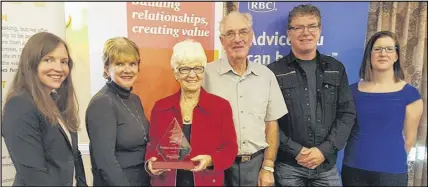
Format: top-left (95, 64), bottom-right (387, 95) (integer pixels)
top-left (243, 141), bottom-right (246, 144)
top-left (240, 111), bottom-right (243, 113)
top-left (240, 96), bottom-right (243, 98)
top-left (212, 179), bottom-right (216, 183)
top-left (307, 118), bottom-right (310, 121)
top-left (306, 103), bottom-right (309, 106)
top-left (304, 87), bottom-right (308, 90)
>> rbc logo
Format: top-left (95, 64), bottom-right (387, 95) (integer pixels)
top-left (248, 2), bottom-right (276, 12)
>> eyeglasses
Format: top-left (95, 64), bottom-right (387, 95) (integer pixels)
top-left (372, 46), bottom-right (396, 53)
top-left (222, 29), bottom-right (251, 40)
top-left (289, 24), bottom-right (320, 33)
top-left (178, 66), bottom-right (205, 74)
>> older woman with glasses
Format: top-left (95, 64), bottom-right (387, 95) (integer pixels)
top-left (144, 39), bottom-right (238, 186)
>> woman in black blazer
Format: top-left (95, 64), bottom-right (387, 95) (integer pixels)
top-left (1, 32), bottom-right (87, 186)
top-left (86, 37), bottom-right (150, 186)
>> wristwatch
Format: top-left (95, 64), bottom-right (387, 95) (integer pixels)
top-left (262, 166), bottom-right (274, 173)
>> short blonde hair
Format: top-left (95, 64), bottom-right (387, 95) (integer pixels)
top-left (219, 11), bottom-right (253, 34)
top-left (170, 39), bottom-right (207, 72)
top-left (102, 37), bottom-right (140, 79)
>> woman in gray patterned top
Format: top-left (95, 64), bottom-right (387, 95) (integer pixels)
top-left (86, 37), bottom-right (150, 186)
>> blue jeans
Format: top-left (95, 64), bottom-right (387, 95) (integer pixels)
top-left (274, 162), bottom-right (342, 186)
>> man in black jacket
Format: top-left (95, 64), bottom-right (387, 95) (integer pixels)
top-left (267, 4), bottom-right (356, 186)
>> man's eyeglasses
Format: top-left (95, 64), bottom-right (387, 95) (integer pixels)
top-left (178, 66), bottom-right (205, 74)
top-left (372, 46), bottom-right (396, 53)
top-left (222, 29), bottom-right (251, 40)
top-left (289, 24), bottom-right (320, 33)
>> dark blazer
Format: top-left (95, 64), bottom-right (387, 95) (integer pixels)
top-left (1, 91), bottom-right (87, 186)
top-left (146, 88), bottom-right (238, 186)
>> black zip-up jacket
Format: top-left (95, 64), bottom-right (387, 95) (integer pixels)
top-left (267, 51), bottom-right (356, 172)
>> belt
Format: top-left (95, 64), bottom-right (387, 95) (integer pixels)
top-left (235, 149), bottom-right (264, 163)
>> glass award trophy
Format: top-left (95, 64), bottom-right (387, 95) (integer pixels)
top-left (152, 118), bottom-right (195, 170)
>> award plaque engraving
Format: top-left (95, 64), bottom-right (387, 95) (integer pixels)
top-left (152, 118), bottom-right (195, 170)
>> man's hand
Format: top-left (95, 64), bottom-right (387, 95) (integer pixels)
top-left (258, 169), bottom-right (274, 186)
top-left (297, 147), bottom-right (325, 169)
top-left (295, 147), bottom-right (311, 162)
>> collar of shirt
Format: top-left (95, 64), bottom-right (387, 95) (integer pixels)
top-left (156, 87), bottom-right (211, 114)
top-left (106, 80), bottom-right (132, 99)
top-left (218, 57), bottom-right (260, 76)
top-left (285, 50), bottom-right (329, 70)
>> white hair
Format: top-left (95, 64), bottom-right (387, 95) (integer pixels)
top-left (170, 39), bottom-right (207, 72)
top-left (219, 11), bottom-right (253, 34)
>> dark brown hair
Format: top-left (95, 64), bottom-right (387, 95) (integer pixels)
top-left (359, 31), bottom-right (404, 82)
top-left (287, 4), bottom-right (322, 30)
top-left (4, 32), bottom-right (79, 132)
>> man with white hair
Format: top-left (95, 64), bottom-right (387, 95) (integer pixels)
top-left (204, 11), bottom-right (288, 186)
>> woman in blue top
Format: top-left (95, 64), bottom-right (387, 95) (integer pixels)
top-left (342, 31), bottom-right (423, 186)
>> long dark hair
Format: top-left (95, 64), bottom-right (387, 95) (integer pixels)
top-left (3, 32), bottom-right (79, 132)
top-left (359, 31), bottom-right (404, 82)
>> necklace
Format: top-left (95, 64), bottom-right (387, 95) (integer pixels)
top-left (116, 94), bottom-right (148, 141)
top-left (181, 96), bottom-right (198, 124)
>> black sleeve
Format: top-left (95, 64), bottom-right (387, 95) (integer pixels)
top-left (278, 129), bottom-right (303, 157)
top-left (317, 69), bottom-right (356, 157)
top-left (1, 96), bottom-right (54, 185)
top-left (75, 150), bottom-right (88, 186)
top-left (86, 96), bottom-right (130, 186)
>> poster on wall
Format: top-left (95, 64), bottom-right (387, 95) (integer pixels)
top-left (1, 2), bottom-right (65, 186)
top-left (238, 2), bottom-right (369, 84)
top-left (127, 2), bottom-right (217, 120)
top-left (87, 2), bottom-right (224, 120)
top-left (238, 2), bottom-right (370, 173)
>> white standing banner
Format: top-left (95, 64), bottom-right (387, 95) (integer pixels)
top-left (1, 2), bottom-right (65, 186)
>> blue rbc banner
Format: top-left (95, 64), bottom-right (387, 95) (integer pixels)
top-left (239, 2), bottom-right (369, 84)
top-left (239, 2), bottom-right (369, 175)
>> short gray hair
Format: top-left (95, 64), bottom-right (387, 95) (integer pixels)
top-left (171, 39), bottom-right (207, 72)
top-left (219, 11), bottom-right (253, 34)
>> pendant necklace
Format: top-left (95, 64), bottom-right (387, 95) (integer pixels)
top-left (182, 97), bottom-right (197, 124)
top-left (116, 94), bottom-right (148, 141)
